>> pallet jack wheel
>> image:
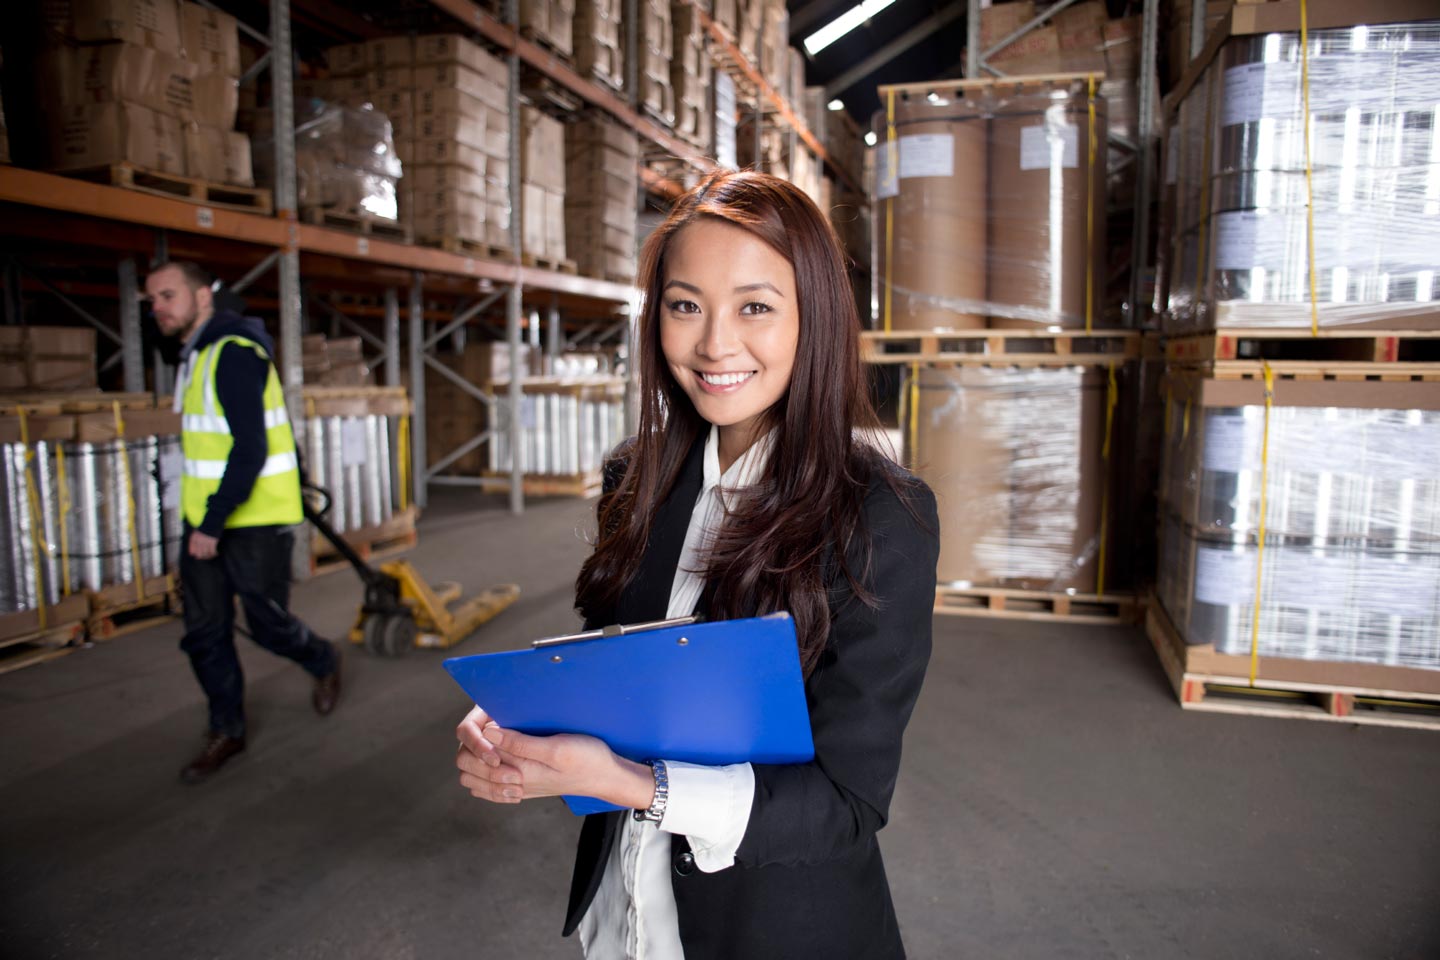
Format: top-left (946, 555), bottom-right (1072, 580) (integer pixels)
top-left (361, 614), bottom-right (388, 656)
top-left (379, 613), bottom-right (416, 657)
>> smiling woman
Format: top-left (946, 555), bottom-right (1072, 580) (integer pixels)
top-left (454, 170), bottom-right (939, 960)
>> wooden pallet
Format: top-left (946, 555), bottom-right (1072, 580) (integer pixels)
top-left (483, 471), bottom-right (603, 498)
top-left (301, 207), bottom-right (412, 242)
top-left (934, 585), bottom-right (1141, 625)
top-left (862, 329), bottom-right (1141, 366)
top-left (310, 506), bottom-right (419, 576)
top-left (421, 236), bottom-right (515, 261)
top-left (1146, 602), bottom-right (1440, 732)
top-left (87, 574), bottom-right (181, 641)
top-left (521, 252), bottom-right (578, 275)
top-left (61, 164), bottom-right (273, 214)
top-left (1165, 329), bottom-right (1440, 365)
top-left (1196, 361), bottom-right (1440, 382)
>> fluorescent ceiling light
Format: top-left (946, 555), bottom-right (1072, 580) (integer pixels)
top-left (804, 0), bottom-right (900, 56)
top-left (827, 98), bottom-right (845, 111)
top-left (864, 131), bottom-right (878, 146)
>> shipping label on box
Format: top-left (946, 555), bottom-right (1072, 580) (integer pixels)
top-left (180, 1), bottom-right (240, 76)
top-left (50, 101), bottom-right (186, 173)
top-left (72, 0), bottom-right (182, 54)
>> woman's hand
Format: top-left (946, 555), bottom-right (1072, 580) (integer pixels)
top-left (455, 705), bottom-right (655, 809)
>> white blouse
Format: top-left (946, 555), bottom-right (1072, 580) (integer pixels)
top-left (578, 426), bottom-right (772, 959)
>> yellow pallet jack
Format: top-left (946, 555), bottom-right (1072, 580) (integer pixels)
top-left (303, 488), bottom-right (518, 657)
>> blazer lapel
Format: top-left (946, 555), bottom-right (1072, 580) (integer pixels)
top-left (618, 435), bottom-right (705, 623)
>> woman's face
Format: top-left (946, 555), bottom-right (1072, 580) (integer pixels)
top-left (659, 219), bottom-right (799, 463)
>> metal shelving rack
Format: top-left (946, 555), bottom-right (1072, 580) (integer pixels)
top-left (0, 0), bottom-right (852, 527)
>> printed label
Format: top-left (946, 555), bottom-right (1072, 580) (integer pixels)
top-left (876, 140), bottom-right (899, 199)
top-left (898, 133), bottom-right (954, 179)
top-left (341, 419), bottom-right (367, 467)
top-left (1020, 124), bottom-right (1078, 171)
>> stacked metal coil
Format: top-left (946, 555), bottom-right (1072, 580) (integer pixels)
top-left (489, 385), bottom-right (625, 478)
top-left (63, 436), bottom-right (183, 594)
top-left (304, 414), bottom-right (397, 534)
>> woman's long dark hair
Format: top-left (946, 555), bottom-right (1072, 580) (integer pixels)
top-left (575, 170), bottom-right (886, 674)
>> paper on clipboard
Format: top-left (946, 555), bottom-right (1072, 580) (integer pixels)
top-left (443, 612), bottom-right (814, 815)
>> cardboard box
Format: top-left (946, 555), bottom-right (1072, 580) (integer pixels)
top-left (404, 187), bottom-right (486, 220)
top-left (183, 125), bottom-right (252, 185)
top-left (567, 140), bottom-right (637, 179)
top-left (180, 1), bottom-right (240, 76)
top-left (566, 163), bottom-right (635, 202)
top-left (1051, 0), bottom-right (1109, 52)
top-left (0, 327), bottom-right (98, 391)
top-left (544, 188), bottom-right (566, 260)
top-left (415, 34), bottom-right (509, 88)
top-left (566, 217), bottom-right (634, 256)
top-left (566, 116), bottom-right (639, 157)
top-left (566, 195), bottom-right (636, 232)
top-left (72, 0), bottom-right (181, 54)
top-left (394, 110), bottom-right (489, 151)
top-left (368, 66), bottom-right (415, 94)
top-left (411, 208), bottom-right (486, 242)
top-left (368, 36), bottom-right (414, 69)
top-left (47, 42), bottom-right (197, 117)
top-left (369, 90), bottom-right (414, 120)
top-left (399, 137), bottom-right (488, 171)
top-left (49, 101), bottom-right (185, 173)
top-left (522, 182), bottom-right (547, 255)
top-left (520, 106), bottom-right (565, 191)
top-left (412, 85), bottom-right (491, 122)
top-left (413, 63), bottom-right (506, 113)
top-left (191, 71), bottom-right (238, 129)
top-left (326, 42), bottom-right (368, 76)
top-left (486, 198), bottom-right (511, 248)
top-left (406, 163), bottom-right (488, 197)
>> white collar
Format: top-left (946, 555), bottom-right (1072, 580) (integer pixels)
top-left (701, 425), bottom-right (775, 495)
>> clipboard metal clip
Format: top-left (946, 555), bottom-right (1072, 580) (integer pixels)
top-left (531, 615), bottom-right (703, 650)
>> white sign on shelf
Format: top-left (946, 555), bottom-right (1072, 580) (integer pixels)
top-left (341, 419), bottom-right (367, 467)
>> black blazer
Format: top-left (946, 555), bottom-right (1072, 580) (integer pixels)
top-left (563, 436), bottom-right (940, 959)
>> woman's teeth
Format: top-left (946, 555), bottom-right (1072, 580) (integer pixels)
top-left (701, 371), bottom-right (753, 386)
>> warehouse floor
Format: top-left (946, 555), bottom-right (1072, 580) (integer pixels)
top-left (2, 491), bottom-right (1437, 960)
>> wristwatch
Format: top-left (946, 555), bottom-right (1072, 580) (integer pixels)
top-left (633, 759), bottom-right (669, 823)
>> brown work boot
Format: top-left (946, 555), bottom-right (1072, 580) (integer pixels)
top-left (313, 643), bottom-right (342, 716)
top-left (180, 733), bottom-right (246, 785)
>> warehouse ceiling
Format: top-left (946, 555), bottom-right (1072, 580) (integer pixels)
top-left (791, 0), bottom-right (969, 130)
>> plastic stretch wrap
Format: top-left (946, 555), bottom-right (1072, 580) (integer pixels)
top-left (489, 382), bottom-right (626, 478)
top-left (305, 415), bottom-right (398, 535)
top-left (873, 79), bottom-right (1107, 330)
top-left (908, 366), bottom-right (1111, 592)
top-left (0, 442), bottom-right (59, 612)
top-left (1159, 402), bottom-right (1440, 545)
top-left (1161, 21), bottom-right (1440, 331)
top-left (1158, 514), bottom-right (1440, 670)
top-left (255, 100), bottom-right (402, 220)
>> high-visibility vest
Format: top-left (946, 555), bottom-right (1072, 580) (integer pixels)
top-left (180, 334), bottom-right (303, 529)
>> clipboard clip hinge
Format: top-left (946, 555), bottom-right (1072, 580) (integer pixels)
top-left (532, 615), bottom-right (704, 650)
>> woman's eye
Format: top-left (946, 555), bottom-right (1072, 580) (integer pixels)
top-left (667, 299), bottom-right (699, 315)
top-left (740, 301), bottom-right (773, 316)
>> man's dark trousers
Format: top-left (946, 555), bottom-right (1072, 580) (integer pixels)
top-left (179, 522), bottom-right (336, 738)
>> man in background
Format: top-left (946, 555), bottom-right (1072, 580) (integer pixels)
top-left (146, 260), bottom-right (341, 784)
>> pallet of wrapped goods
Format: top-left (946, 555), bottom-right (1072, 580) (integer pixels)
top-left (1157, 11), bottom-right (1440, 336)
top-left (873, 76), bottom-right (1106, 332)
top-left (671, 2), bottom-right (714, 149)
top-left (484, 376), bottom-right (627, 497)
top-left (301, 385), bottom-right (417, 575)
top-left (519, 107), bottom-right (571, 270)
top-left (565, 115), bottom-right (639, 283)
top-left (1149, 367), bottom-right (1440, 727)
top-left (576, 0), bottom-right (625, 91)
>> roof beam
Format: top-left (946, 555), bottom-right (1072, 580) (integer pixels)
top-left (822, 2), bottom-right (967, 99)
top-left (788, 0), bottom-right (841, 41)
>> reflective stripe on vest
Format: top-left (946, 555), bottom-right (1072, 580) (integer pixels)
top-left (180, 333), bottom-right (303, 529)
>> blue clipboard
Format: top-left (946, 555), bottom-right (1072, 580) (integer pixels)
top-left (443, 612), bottom-right (814, 815)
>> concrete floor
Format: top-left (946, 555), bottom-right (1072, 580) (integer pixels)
top-left (2, 489), bottom-right (1438, 960)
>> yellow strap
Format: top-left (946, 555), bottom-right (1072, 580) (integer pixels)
top-left (113, 402), bottom-right (146, 602)
top-left (398, 415), bottom-right (412, 512)
top-left (18, 410), bottom-right (49, 629)
top-left (1247, 362), bottom-right (1276, 686)
top-left (1163, 385), bottom-right (1173, 439)
top-left (883, 90), bottom-right (897, 333)
top-left (1182, 396), bottom-right (1192, 444)
top-left (1096, 365), bottom-right (1118, 597)
top-left (56, 444), bottom-right (71, 597)
top-left (1300, 0), bottom-right (1319, 336)
top-left (906, 363), bottom-right (920, 469)
top-left (1086, 76), bottom-right (1096, 334)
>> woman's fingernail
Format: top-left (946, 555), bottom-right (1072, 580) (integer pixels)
top-left (502, 787), bottom-right (521, 800)
top-left (483, 725), bottom-right (504, 746)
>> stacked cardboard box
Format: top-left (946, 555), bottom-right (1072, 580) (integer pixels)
top-left (803, 88), bottom-right (865, 193)
top-left (323, 34), bottom-right (513, 246)
top-left (520, 106), bottom-right (567, 264)
top-left (575, 0), bottom-right (624, 90)
top-left (711, 0), bottom-right (739, 37)
top-left (627, 0), bottom-right (675, 126)
top-left (302, 334), bottom-right (370, 386)
top-left (671, 2), bottom-right (713, 148)
top-left (39, 0), bottom-right (250, 185)
top-left (565, 114), bottom-right (638, 282)
top-left (758, 0), bottom-right (788, 94)
top-left (521, 0), bottom-right (576, 58)
top-left (736, 0), bottom-right (765, 68)
top-left (0, 327), bottom-right (98, 392)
